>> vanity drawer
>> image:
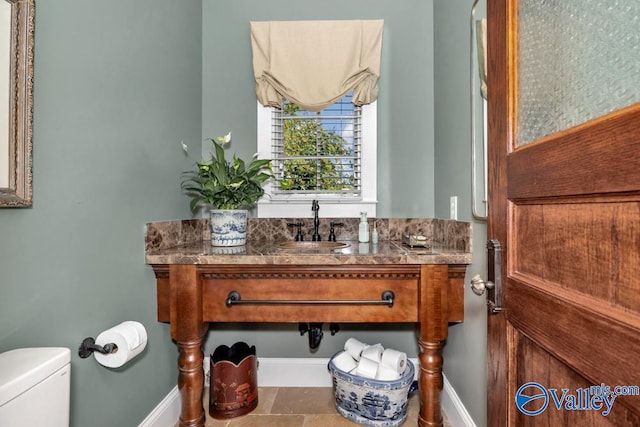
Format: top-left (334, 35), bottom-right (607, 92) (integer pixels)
top-left (200, 265), bottom-right (420, 323)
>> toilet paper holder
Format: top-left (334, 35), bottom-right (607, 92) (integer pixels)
top-left (77, 321), bottom-right (147, 368)
top-left (78, 337), bottom-right (118, 358)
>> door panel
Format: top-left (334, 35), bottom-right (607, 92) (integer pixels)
top-left (508, 284), bottom-right (640, 401)
top-left (513, 330), bottom-right (640, 427)
top-left (487, 0), bottom-right (640, 425)
top-left (512, 201), bottom-right (640, 311)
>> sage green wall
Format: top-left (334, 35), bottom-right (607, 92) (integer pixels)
top-left (434, 1), bottom-right (487, 426)
top-left (0, 1), bottom-right (202, 426)
top-left (200, 0), bottom-right (435, 358)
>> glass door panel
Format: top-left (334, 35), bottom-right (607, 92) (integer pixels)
top-left (517, 0), bottom-right (640, 146)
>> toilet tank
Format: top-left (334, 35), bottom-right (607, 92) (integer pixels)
top-left (0, 347), bottom-right (71, 427)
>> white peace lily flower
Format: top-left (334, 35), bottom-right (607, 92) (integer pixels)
top-left (214, 131), bottom-right (232, 146)
top-left (181, 140), bottom-right (188, 152)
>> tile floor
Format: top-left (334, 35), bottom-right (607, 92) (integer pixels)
top-left (200, 387), bottom-right (453, 427)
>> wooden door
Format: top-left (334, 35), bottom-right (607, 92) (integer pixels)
top-left (487, 0), bottom-right (640, 425)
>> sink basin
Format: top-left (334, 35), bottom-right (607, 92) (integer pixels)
top-left (276, 241), bottom-right (350, 250)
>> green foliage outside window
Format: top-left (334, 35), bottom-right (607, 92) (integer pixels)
top-left (280, 102), bottom-right (356, 192)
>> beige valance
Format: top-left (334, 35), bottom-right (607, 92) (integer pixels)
top-left (250, 20), bottom-right (384, 112)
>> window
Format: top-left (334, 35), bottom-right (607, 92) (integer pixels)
top-left (273, 92), bottom-right (360, 195)
top-left (257, 94), bottom-right (377, 218)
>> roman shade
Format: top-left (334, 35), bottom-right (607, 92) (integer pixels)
top-left (250, 20), bottom-right (383, 112)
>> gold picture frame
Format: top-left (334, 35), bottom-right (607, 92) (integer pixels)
top-left (1, 0), bottom-right (34, 207)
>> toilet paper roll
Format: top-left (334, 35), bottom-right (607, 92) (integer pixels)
top-left (355, 356), bottom-right (379, 379)
top-left (94, 321), bottom-right (147, 368)
top-left (376, 365), bottom-right (401, 381)
top-left (332, 351), bottom-right (357, 373)
top-left (344, 337), bottom-right (367, 361)
top-left (361, 343), bottom-right (384, 363)
top-left (380, 348), bottom-right (407, 374)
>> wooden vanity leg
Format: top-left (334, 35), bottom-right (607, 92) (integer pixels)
top-left (417, 264), bottom-right (448, 427)
top-left (418, 339), bottom-right (444, 427)
top-left (169, 264), bottom-right (209, 427)
top-left (177, 336), bottom-right (206, 427)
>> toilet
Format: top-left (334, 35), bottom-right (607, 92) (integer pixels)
top-left (0, 347), bottom-right (71, 426)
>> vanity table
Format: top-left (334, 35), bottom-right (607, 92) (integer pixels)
top-left (145, 218), bottom-right (471, 427)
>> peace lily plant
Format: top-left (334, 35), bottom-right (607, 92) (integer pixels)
top-left (181, 132), bottom-right (273, 212)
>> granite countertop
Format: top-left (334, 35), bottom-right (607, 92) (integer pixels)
top-left (145, 239), bottom-right (471, 265)
top-left (145, 217), bottom-right (472, 266)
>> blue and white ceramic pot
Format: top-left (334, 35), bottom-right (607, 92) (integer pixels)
top-left (329, 355), bottom-right (416, 426)
top-left (210, 209), bottom-right (248, 246)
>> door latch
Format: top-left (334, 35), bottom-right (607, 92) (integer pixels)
top-left (469, 239), bottom-right (502, 314)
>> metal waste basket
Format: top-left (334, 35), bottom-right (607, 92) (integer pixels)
top-left (209, 342), bottom-right (258, 419)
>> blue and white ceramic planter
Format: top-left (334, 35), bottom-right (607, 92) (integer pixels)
top-left (209, 209), bottom-right (248, 246)
top-left (329, 355), bottom-right (416, 426)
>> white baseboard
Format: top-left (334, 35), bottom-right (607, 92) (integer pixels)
top-left (138, 386), bottom-right (180, 427)
top-left (252, 357), bottom-right (335, 387)
top-left (140, 357), bottom-right (474, 427)
top-left (441, 374), bottom-right (477, 427)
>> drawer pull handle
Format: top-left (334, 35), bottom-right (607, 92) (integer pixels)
top-left (225, 290), bottom-right (395, 307)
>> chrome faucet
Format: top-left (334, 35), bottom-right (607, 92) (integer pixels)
top-left (311, 200), bottom-right (321, 241)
